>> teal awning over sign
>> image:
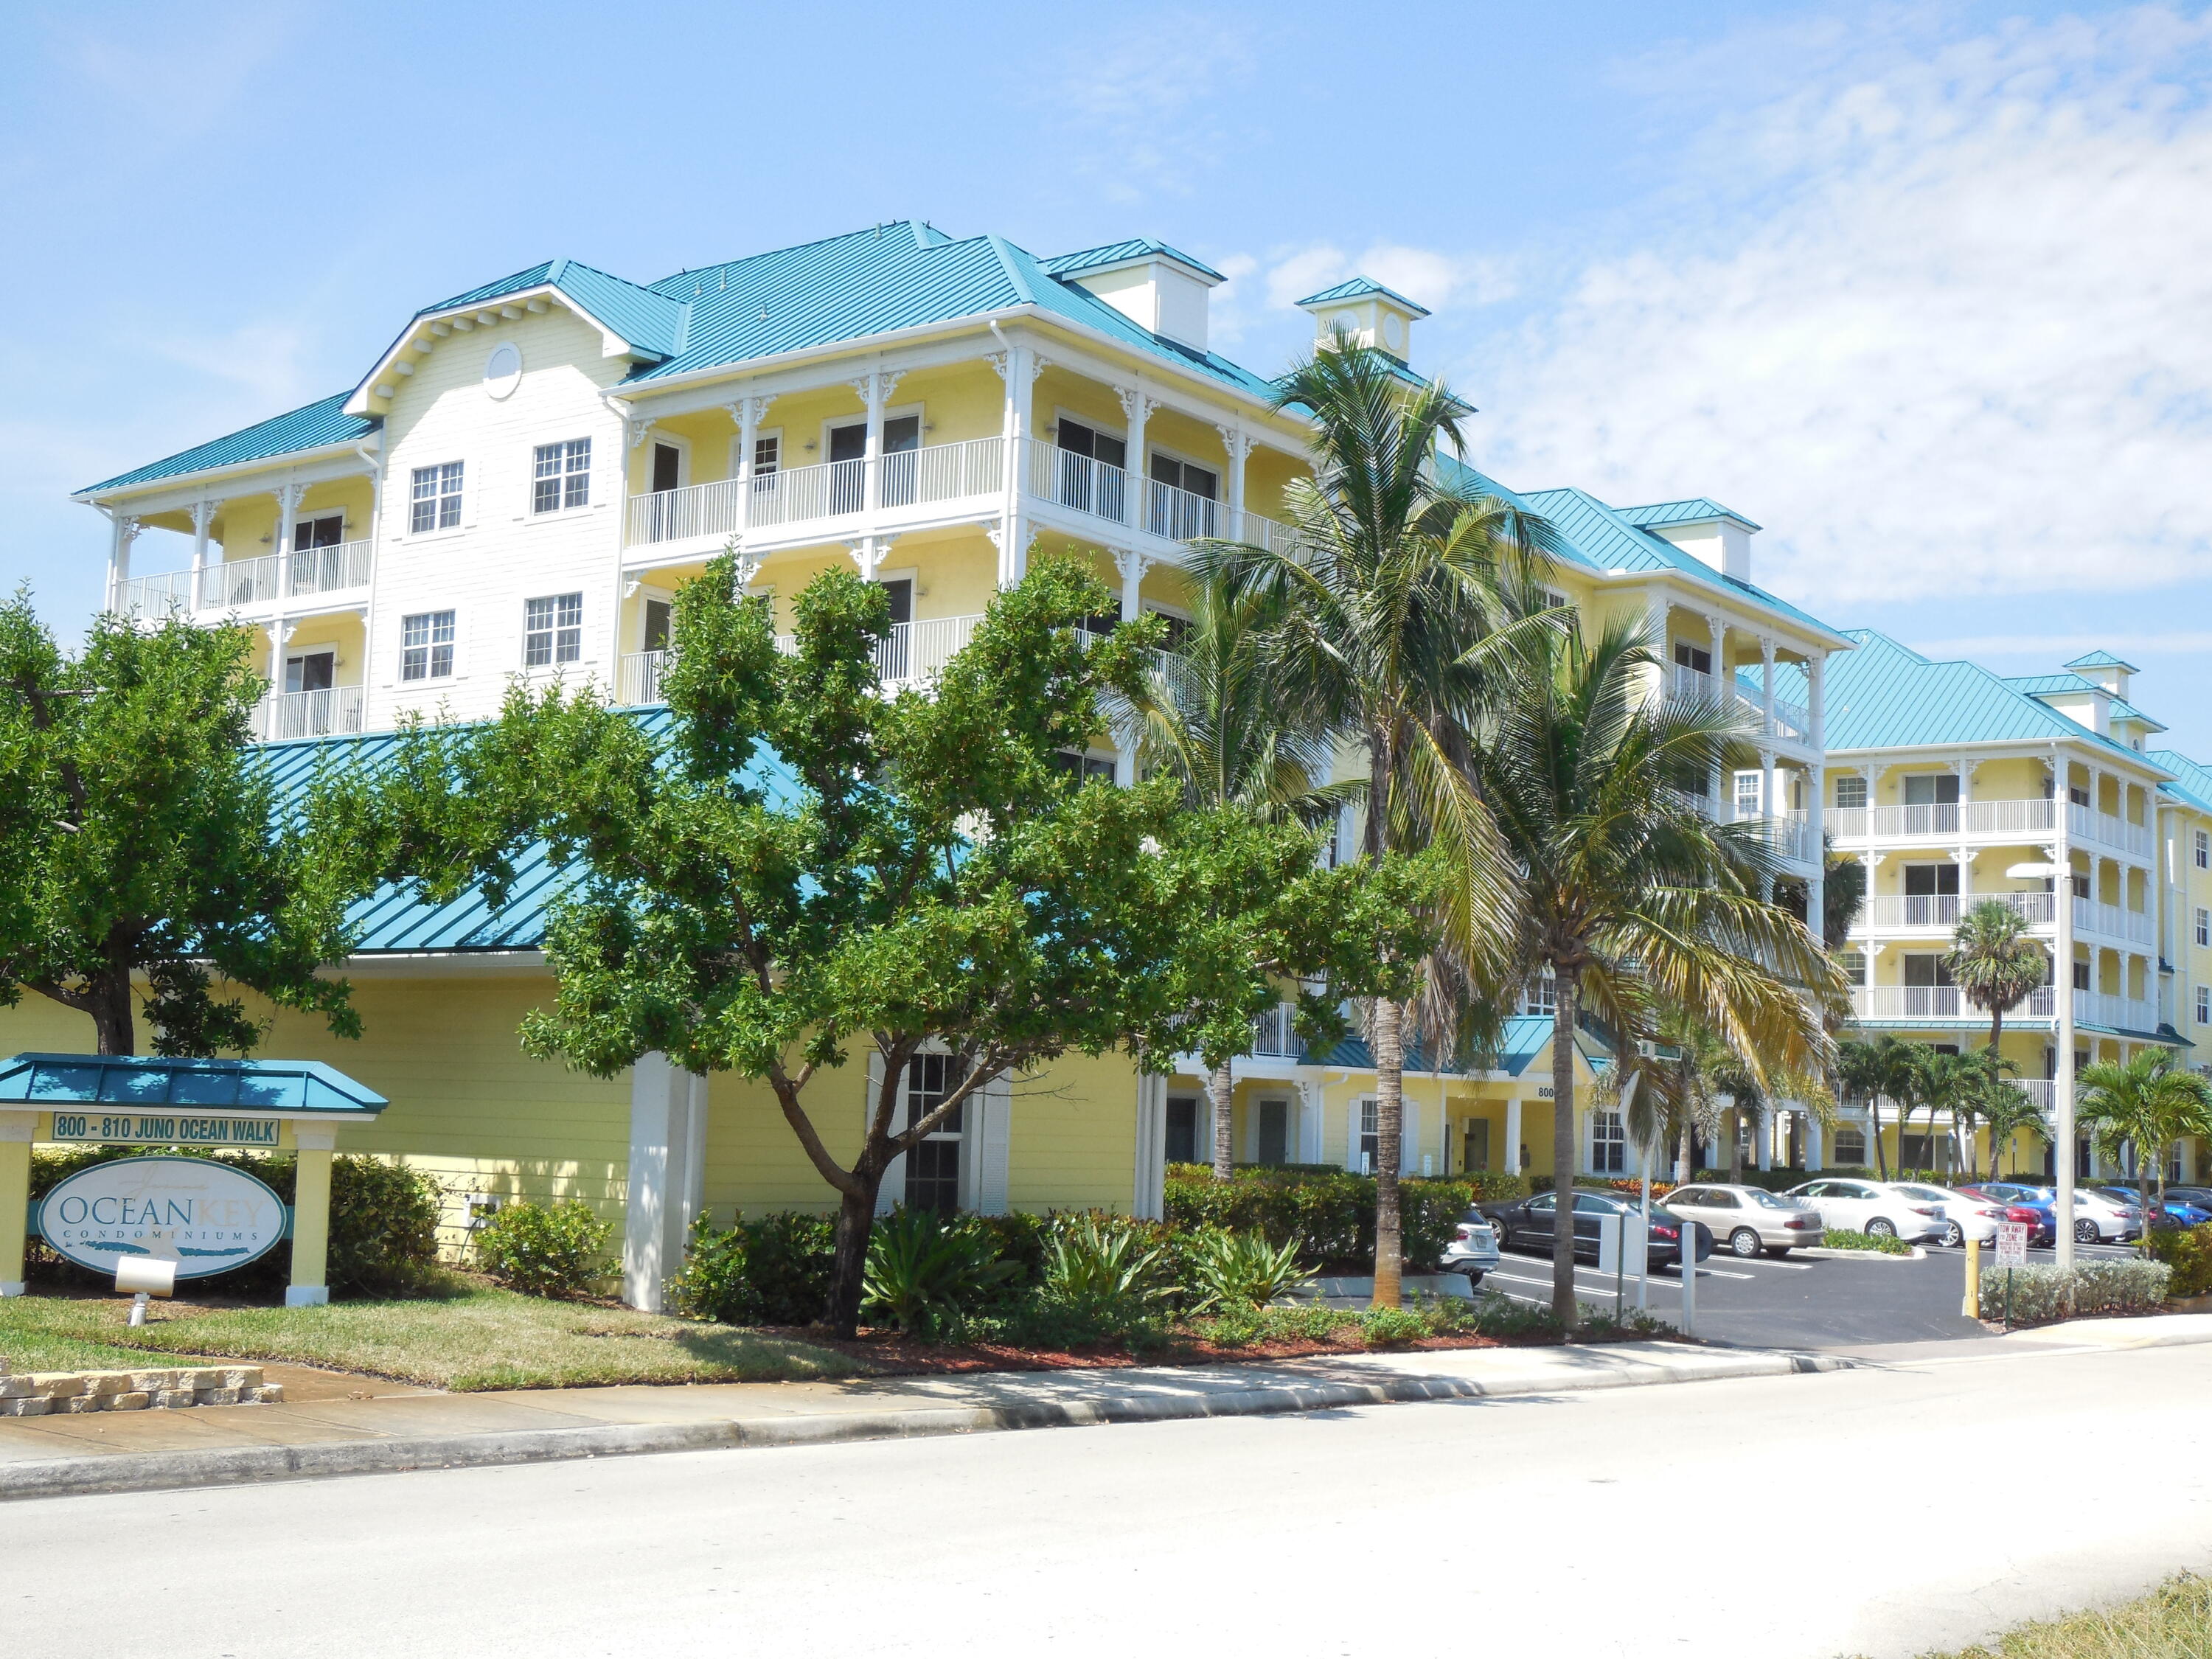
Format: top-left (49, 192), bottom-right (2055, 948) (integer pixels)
top-left (0, 1054), bottom-right (388, 1116)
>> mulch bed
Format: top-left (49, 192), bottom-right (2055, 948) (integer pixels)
top-left (766, 1326), bottom-right (1577, 1375)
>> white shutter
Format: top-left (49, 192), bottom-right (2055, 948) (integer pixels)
top-left (1298, 1086), bottom-right (1321, 1164)
top-left (868, 1051), bottom-right (900, 1217)
top-left (1400, 1099), bottom-right (1420, 1176)
top-left (1346, 1099), bottom-right (1363, 1172)
top-left (976, 1074), bottom-right (1012, 1215)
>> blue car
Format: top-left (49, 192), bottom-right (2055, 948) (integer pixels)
top-left (1966, 1182), bottom-right (2059, 1245)
top-left (2089, 1186), bottom-right (2212, 1228)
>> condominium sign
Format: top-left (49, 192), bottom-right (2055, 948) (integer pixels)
top-left (49, 1112), bottom-right (282, 1147)
top-left (36, 1156), bottom-right (288, 1279)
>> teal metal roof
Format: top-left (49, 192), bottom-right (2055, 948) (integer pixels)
top-left (77, 394), bottom-right (378, 495)
top-left (418, 257), bottom-right (687, 360)
top-left (1038, 238), bottom-right (1225, 282)
top-left (1301, 1013), bottom-right (1607, 1075)
top-left (1616, 498), bottom-right (1762, 533)
top-left (0, 1053), bottom-right (388, 1115)
top-left (1433, 458), bottom-right (1843, 641)
top-left (2149, 749), bottom-right (2212, 815)
top-left (1293, 276), bottom-right (1432, 318)
top-left (2065, 649), bottom-right (2138, 672)
top-left (2004, 673), bottom-right (2167, 732)
top-left (1804, 633), bottom-right (2173, 771)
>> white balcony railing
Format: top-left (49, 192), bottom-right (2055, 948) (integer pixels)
top-left (1020, 439), bottom-right (1295, 551)
top-left (254, 685), bottom-right (364, 742)
top-left (2074, 897), bottom-right (2155, 945)
top-left (1857, 891), bottom-right (2057, 931)
top-left (1851, 984), bottom-right (2058, 1023)
top-left (872, 613), bottom-right (984, 685)
top-left (114, 542), bottom-right (375, 618)
top-left (2078, 990), bottom-right (2159, 1032)
top-left (1248, 1002), bottom-right (1301, 1058)
top-left (1665, 663), bottom-right (1814, 746)
top-left (619, 650), bottom-right (671, 706)
top-left (623, 437), bottom-right (1007, 549)
top-left (1829, 799), bottom-right (2058, 842)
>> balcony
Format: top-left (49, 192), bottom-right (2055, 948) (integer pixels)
top-left (117, 542), bottom-right (375, 617)
top-left (1851, 984), bottom-right (2057, 1023)
top-left (254, 685), bottom-right (364, 742)
top-left (1248, 1002), bottom-right (1302, 1059)
top-left (2077, 990), bottom-right (2160, 1032)
top-left (2076, 897), bottom-right (2154, 947)
top-left (618, 613), bottom-right (992, 706)
top-left (1664, 663), bottom-right (1813, 747)
top-left (1856, 891), bottom-right (2056, 932)
top-left (1827, 797), bottom-right (2153, 860)
top-left (1019, 439), bottom-right (1297, 554)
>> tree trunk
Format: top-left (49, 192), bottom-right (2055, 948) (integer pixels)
top-left (88, 972), bottom-right (134, 1056)
top-left (1728, 1104), bottom-right (1744, 1185)
top-left (1551, 975), bottom-right (1579, 1328)
top-left (1209, 1061), bottom-right (1235, 1181)
top-left (825, 1174), bottom-right (884, 1339)
top-left (1872, 1096), bottom-right (1889, 1178)
top-left (2141, 1158), bottom-right (2157, 1257)
top-left (1371, 995), bottom-right (1405, 1309)
top-left (1674, 1118), bottom-right (1692, 1186)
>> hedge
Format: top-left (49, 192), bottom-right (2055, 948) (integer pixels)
top-left (2143, 1222), bottom-right (2212, 1299)
top-left (1162, 1164), bottom-right (1515, 1270)
top-left (27, 1144), bottom-right (443, 1299)
top-left (1979, 1259), bottom-right (2171, 1325)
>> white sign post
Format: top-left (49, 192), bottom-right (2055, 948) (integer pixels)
top-left (1994, 1220), bottom-right (2029, 1329)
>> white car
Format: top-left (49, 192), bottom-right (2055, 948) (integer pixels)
top-left (1784, 1178), bottom-right (1947, 1243)
top-left (1439, 1207), bottom-right (1502, 1285)
top-left (2067, 1188), bottom-right (2143, 1243)
top-left (1889, 1183), bottom-right (2008, 1249)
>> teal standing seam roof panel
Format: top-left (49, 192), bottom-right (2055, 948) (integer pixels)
top-left (2149, 749), bottom-right (2212, 815)
top-left (78, 394), bottom-right (379, 495)
top-left (2065, 650), bottom-right (2139, 672)
top-left (1292, 276), bottom-right (1433, 318)
top-left (1037, 238), bottom-right (1226, 282)
top-left (1615, 498), bottom-right (1762, 533)
top-left (0, 1054), bottom-right (388, 1114)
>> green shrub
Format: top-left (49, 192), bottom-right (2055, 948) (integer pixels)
top-left (1822, 1228), bottom-right (1913, 1256)
top-left (667, 1211), bottom-right (835, 1325)
top-left (1042, 1215), bottom-right (1166, 1304)
top-left (861, 1209), bottom-right (1020, 1338)
top-left (2143, 1222), bottom-right (2212, 1298)
top-left (1162, 1166), bottom-right (1476, 1268)
top-left (472, 1199), bottom-right (612, 1298)
top-left (1692, 1168), bottom-right (1871, 1193)
top-left (1980, 1259), bottom-right (2171, 1325)
top-left (28, 1147), bottom-right (442, 1299)
top-left (1185, 1228), bottom-right (1312, 1310)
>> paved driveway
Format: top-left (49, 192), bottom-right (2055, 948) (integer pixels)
top-left (1485, 1237), bottom-right (2146, 1349)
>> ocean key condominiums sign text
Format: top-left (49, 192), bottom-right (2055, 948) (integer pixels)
top-left (49, 1112), bottom-right (282, 1147)
top-left (37, 1157), bottom-right (288, 1279)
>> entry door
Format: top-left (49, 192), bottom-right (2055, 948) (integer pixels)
top-left (285, 650), bottom-right (334, 695)
top-left (827, 422), bottom-right (867, 514)
top-left (1462, 1119), bottom-right (1490, 1174)
top-left (650, 443), bottom-right (682, 494)
top-left (644, 443), bottom-right (684, 542)
top-left (293, 513), bottom-right (343, 549)
top-left (1165, 1096), bottom-right (1199, 1165)
top-left (874, 578), bottom-right (914, 680)
top-left (1903, 862), bottom-right (1961, 925)
top-left (1256, 1099), bottom-right (1289, 1166)
top-left (880, 414), bottom-right (921, 507)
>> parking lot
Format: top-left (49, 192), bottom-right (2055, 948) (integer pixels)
top-left (1483, 1237), bottom-right (2146, 1350)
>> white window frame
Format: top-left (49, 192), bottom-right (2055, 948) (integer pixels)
top-left (2197, 984), bottom-right (2209, 1026)
top-left (728, 428), bottom-right (783, 483)
top-left (1834, 774), bottom-right (1868, 810)
top-left (407, 461), bottom-right (466, 538)
top-left (532, 437), bottom-right (594, 515)
top-left (2197, 830), bottom-right (2210, 870)
top-left (292, 509), bottom-right (346, 549)
top-left (1353, 1097), bottom-right (1380, 1175)
top-left (282, 646), bottom-right (336, 695)
top-left (1590, 1108), bottom-right (1625, 1175)
top-left (523, 592), bottom-right (585, 670)
top-left (398, 608), bottom-right (457, 683)
top-left (1144, 442), bottom-right (1220, 495)
top-left (2197, 907), bottom-right (2210, 949)
top-left (640, 433), bottom-right (692, 496)
top-left (819, 403), bottom-right (926, 464)
top-left (1733, 771), bottom-right (1763, 818)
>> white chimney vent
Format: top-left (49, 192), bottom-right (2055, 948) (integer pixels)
top-left (1048, 240), bottom-right (1225, 352)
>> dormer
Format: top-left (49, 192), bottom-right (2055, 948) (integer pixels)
top-left (1618, 498), bottom-right (1762, 584)
top-left (1042, 240), bottom-right (1225, 352)
top-left (1295, 276), bottom-right (1430, 361)
top-left (2065, 649), bottom-right (2138, 702)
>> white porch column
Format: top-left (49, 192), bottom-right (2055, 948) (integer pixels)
top-left (1217, 425), bottom-right (1253, 538)
top-left (1706, 613), bottom-right (1727, 807)
top-left (1759, 745), bottom-right (1778, 900)
top-left (1113, 549), bottom-right (1153, 786)
top-left (1805, 1113), bottom-right (1825, 1172)
top-left (992, 344), bottom-right (1040, 588)
top-left (1756, 1104), bottom-right (1774, 1171)
top-left (727, 394), bottom-right (773, 536)
top-left (106, 512), bottom-right (140, 611)
top-left (274, 479), bottom-right (306, 571)
top-left (1806, 651), bottom-right (1826, 936)
top-left (189, 499), bottom-right (217, 591)
top-left (852, 369), bottom-right (902, 515)
top-left (1119, 389), bottom-right (1155, 531)
top-left (1505, 1096), bottom-right (1523, 1175)
top-left (622, 1052), bottom-right (709, 1311)
top-left (1133, 1072), bottom-right (1166, 1220)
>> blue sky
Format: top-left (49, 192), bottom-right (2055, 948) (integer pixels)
top-left (5, 1), bottom-right (2209, 748)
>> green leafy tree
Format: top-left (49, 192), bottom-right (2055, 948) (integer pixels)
top-left (1194, 341), bottom-right (1560, 1304)
top-left (1130, 571), bottom-right (1352, 1181)
top-left (1476, 613), bottom-right (1845, 1322)
top-left (343, 553), bottom-right (1425, 1335)
top-left (1947, 900), bottom-right (2050, 1062)
top-left (0, 597), bottom-right (361, 1056)
top-left (2077, 1050), bottom-right (2212, 1238)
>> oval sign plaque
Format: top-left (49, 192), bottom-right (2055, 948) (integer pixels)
top-left (38, 1157), bottom-right (286, 1280)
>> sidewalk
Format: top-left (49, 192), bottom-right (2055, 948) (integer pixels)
top-left (0, 1339), bottom-right (1848, 1502)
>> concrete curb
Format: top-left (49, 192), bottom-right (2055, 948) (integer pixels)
top-left (1797, 1245), bottom-right (1929, 1262)
top-left (0, 1349), bottom-right (1853, 1503)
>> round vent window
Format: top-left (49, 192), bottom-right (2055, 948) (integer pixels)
top-left (1333, 309), bottom-right (1360, 337)
top-left (484, 342), bottom-right (522, 400)
top-left (1383, 313), bottom-right (1405, 349)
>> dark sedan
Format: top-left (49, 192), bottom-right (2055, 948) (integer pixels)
top-left (1481, 1189), bottom-right (1695, 1267)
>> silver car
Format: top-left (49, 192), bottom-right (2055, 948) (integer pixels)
top-left (1439, 1207), bottom-right (1502, 1285)
top-left (1660, 1183), bottom-right (1826, 1259)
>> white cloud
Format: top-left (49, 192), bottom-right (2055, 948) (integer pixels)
top-left (1206, 240), bottom-right (1517, 350)
top-left (1470, 8), bottom-right (2212, 606)
top-left (1908, 630), bottom-right (2212, 661)
top-left (1040, 18), bottom-right (1256, 203)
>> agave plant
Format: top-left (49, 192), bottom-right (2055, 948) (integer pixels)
top-left (860, 1209), bottom-right (1020, 1338)
top-left (1189, 1228), bottom-right (1313, 1312)
top-left (1043, 1214), bottom-right (1168, 1304)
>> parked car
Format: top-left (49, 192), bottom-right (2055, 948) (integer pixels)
top-left (1659, 1183), bottom-right (1825, 1258)
top-left (2160, 1184), bottom-right (2212, 1213)
top-left (1439, 1208), bottom-right (1503, 1285)
top-left (1483, 1190), bottom-right (1691, 1267)
top-left (1782, 1178), bottom-right (1947, 1242)
top-left (1888, 1183), bottom-right (2009, 1249)
top-left (1956, 1186), bottom-right (2055, 1247)
top-left (2087, 1185), bottom-right (2212, 1229)
top-left (1978, 1181), bottom-right (2140, 1244)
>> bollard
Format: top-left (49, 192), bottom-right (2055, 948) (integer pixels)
top-left (1680, 1223), bottom-right (1697, 1338)
top-left (1962, 1234), bottom-right (1980, 1318)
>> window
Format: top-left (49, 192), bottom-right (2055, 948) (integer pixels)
top-left (902, 1053), bottom-right (967, 1213)
top-left (293, 512), bottom-right (343, 550)
top-left (282, 649), bottom-right (333, 695)
top-left (752, 433), bottom-right (781, 479)
top-left (400, 611), bottom-right (454, 681)
top-left (1904, 773), bottom-right (1961, 806)
top-left (1904, 954), bottom-right (1953, 988)
top-left (1148, 453), bottom-right (1219, 540)
top-left (2197, 986), bottom-right (2209, 1026)
top-left (2197, 908), bottom-right (2209, 949)
top-left (642, 599), bottom-right (672, 655)
top-left (409, 462), bottom-right (464, 532)
top-left (2073, 961), bottom-right (2093, 992)
top-left (1838, 950), bottom-right (1868, 986)
top-left (524, 593), bottom-right (583, 668)
top-left (1050, 749), bottom-right (1116, 785)
top-left (1835, 774), bottom-right (1868, 810)
top-left (1672, 641), bottom-right (1712, 675)
top-left (1357, 1099), bottom-right (1380, 1173)
top-left (533, 439), bottom-right (591, 513)
top-left (1832, 1126), bottom-right (1868, 1164)
top-left (1164, 1096), bottom-right (1199, 1166)
top-left (1591, 1110), bottom-right (1624, 1175)
top-left (1520, 970), bottom-right (1557, 1016)
top-left (1734, 771), bottom-right (1762, 818)
top-left (2197, 830), bottom-right (2209, 870)
top-left (1461, 1119), bottom-right (1491, 1173)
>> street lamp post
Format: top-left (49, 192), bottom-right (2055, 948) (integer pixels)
top-left (2010, 856), bottom-right (2075, 1270)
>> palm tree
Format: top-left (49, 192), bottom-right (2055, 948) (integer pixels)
top-left (1475, 613), bottom-right (1847, 1324)
top-left (1838, 1034), bottom-right (1922, 1177)
top-left (1911, 1047), bottom-right (1997, 1178)
top-left (2077, 1051), bottom-right (2212, 1240)
top-left (1130, 573), bottom-right (1341, 1180)
top-left (1195, 341), bottom-right (1561, 1307)
top-left (1974, 1073), bottom-right (2050, 1180)
top-left (1947, 901), bottom-right (2049, 1066)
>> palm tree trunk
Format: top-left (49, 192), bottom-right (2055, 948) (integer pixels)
top-left (1675, 1118), bottom-right (1692, 1185)
top-left (1551, 974), bottom-right (1579, 1328)
top-left (1872, 1095), bottom-right (1888, 1178)
top-left (1209, 1061), bottom-right (1235, 1182)
top-left (1371, 995), bottom-right (1405, 1309)
top-left (1728, 1104), bottom-right (1743, 1185)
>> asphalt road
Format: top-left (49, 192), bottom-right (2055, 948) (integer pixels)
top-left (7, 1340), bottom-right (2210, 1658)
top-left (1484, 1237), bottom-right (2146, 1349)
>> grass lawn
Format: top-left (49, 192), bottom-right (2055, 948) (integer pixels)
top-left (1910, 1576), bottom-right (2210, 1657)
top-left (0, 1280), bottom-right (871, 1391)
